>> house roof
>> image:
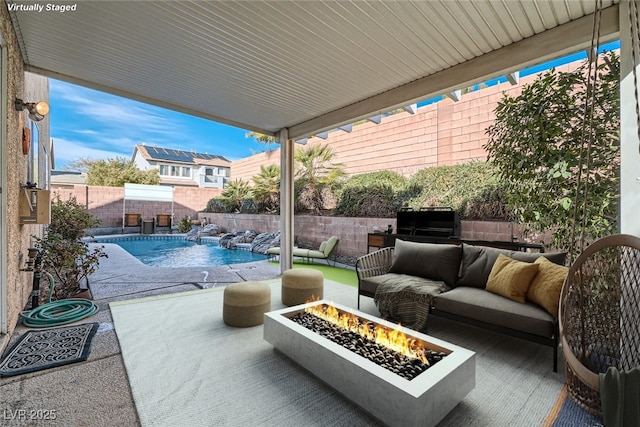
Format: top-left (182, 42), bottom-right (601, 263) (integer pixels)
top-left (134, 145), bottom-right (231, 167)
top-left (50, 170), bottom-right (87, 185)
top-left (9, 1), bottom-right (620, 140)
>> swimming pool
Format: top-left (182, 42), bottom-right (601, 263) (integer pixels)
top-left (94, 236), bottom-right (269, 267)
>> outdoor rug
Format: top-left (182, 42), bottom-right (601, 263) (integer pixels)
top-left (542, 386), bottom-right (604, 426)
top-left (0, 322), bottom-right (99, 377)
top-left (111, 280), bottom-right (565, 427)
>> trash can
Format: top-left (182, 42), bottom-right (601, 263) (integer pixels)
top-left (142, 219), bottom-right (155, 234)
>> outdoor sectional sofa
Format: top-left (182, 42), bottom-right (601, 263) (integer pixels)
top-left (356, 239), bottom-right (567, 371)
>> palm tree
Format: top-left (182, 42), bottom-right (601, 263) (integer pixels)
top-left (221, 179), bottom-right (252, 212)
top-left (246, 131), bottom-right (277, 146)
top-left (252, 164), bottom-right (280, 212)
top-left (294, 144), bottom-right (345, 213)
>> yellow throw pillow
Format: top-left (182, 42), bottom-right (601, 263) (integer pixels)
top-left (526, 256), bottom-right (569, 317)
top-left (486, 254), bottom-right (539, 303)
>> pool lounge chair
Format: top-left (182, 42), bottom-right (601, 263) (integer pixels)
top-left (267, 236), bottom-right (340, 265)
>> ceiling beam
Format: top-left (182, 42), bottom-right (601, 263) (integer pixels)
top-left (368, 115), bottom-right (382, 124)
top-left (288, 4), bottom-right (620, 140)
top-left (506, 72), bottom-right (520, 85)
top-left (403, 104), bottom-right (417, 114)
top-left (447, 90), bottom-right (462, 102)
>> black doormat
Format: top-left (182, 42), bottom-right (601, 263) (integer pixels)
top-left (0, 323), bottom-right (99, 377)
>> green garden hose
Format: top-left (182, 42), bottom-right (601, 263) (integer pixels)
top-left (20, 272), bottom-right (99, 328)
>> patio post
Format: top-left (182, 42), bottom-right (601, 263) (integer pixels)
top-left (279, 128), bottom-right (294, 273)
top-left (619, 0), bottom-right (640, 369)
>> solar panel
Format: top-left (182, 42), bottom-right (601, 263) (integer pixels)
top-left (143, 146), bottom-right (228, 163)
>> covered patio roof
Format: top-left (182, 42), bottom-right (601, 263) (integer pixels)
top-left (10, 0), bottom-right (638, 270)
top-left (9, 1), bottom-right (619, 140)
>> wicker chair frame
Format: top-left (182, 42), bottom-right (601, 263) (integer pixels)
top-left (559, 233), bottom-right (640, 418)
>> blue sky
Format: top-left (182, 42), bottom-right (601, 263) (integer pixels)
top-left (51, 40), bottom-right (620, 170)
top-left (50, 81), bottom-right (269, 170)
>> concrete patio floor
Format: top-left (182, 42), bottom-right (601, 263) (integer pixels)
top-left (0, 243), bottom-right (284, 426)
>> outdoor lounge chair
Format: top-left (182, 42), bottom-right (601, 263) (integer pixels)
top-left (267, 236), bottom-right (340, 265)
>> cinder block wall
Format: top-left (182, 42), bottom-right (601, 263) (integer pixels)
top-left (197, 213), bottom-right (530, 259)
top-left (52, 186), bottom-right (223, 227)
top-left (231, 62), bottom-right (576, 182)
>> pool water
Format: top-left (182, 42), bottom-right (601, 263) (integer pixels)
top-left (95, 236), bottom-right (268, 267)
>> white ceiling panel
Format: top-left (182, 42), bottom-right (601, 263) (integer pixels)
top-left (7, 0), bottom-right (620, 139)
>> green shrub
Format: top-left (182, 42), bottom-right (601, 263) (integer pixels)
top-left (177, 216), bottom-right (193, 233)
top-left (206, 163), bottom-right (508, 221)
top-left (407, 162), bottom-right (507, 219)
top-left (204, 197), bottom-right (229, 213)
top-left (334, 184), bottom-right (403, 218)
top-left (340, 170), bottom-right (408, 190)
top-left (334, 164), bottom-right (506, 219)
top-left (334, 171), bottom-right (421, 217)
top-left (239, 198), bottom-right (260, 213)
top-left (34, 196), bottom-right (107, 301)
top-left (464, 184), bottom-right (512, 221)
top-left (48, 196), bottom-right (101, 239)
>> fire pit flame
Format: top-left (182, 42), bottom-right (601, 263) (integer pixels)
top-left (304, 300), bottom-right (429, 365)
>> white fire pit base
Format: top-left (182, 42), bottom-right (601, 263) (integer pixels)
top-left (263, 300), bottom-right (475, 427)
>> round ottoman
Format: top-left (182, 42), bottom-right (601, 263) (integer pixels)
top-left (223, 281), bottom-right (271, 327)
top-left (281, 268), bottom-right (324, 306)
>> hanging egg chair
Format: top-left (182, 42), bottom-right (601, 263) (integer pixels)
top-left (559, 234), bottom-right (640, 417)
top-left (559, 0), bottom-right (640, 419)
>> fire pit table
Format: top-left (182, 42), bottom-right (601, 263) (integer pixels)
top-left (263, 300), bottom-right (475, 427)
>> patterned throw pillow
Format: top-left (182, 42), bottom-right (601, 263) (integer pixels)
top-left (485, 254), bottom-right (540, 303)
top-left (526, 256), bottom-right (569, 317)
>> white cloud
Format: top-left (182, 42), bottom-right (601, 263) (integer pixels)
top-left (52, 137), bottom-right (129, 168)
top-left (51, 80), bottom-right (186, 140)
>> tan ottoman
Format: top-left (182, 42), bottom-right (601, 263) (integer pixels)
top-left (223, 281), bottom-right (271, 327)
top-left (282, 268), bottom-right (324, 306)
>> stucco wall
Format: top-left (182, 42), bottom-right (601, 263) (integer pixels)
top-left (1, 6), bottom-right (51, 349)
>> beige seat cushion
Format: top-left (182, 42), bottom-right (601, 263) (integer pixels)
top-left (434, 287), bottom-right (555, 338)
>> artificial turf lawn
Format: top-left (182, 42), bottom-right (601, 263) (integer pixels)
top-left (269, 261), bottom-right (358, 287)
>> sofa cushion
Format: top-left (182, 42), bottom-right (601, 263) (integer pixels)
top-left (485, 254), bottom-right (539, 303)
top-left (457, 243), bottom-right (567, 288)
top-left (434, 287), bottom-right (555, 338)
top-left (388, 240), bottom-right (461, 287)
top-left (527, 256), bottom-right (569, 318)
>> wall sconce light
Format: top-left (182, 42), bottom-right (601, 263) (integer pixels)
top-left (15, 98), bottom-right (50, 121)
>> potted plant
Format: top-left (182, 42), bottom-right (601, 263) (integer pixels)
top-left (33, 196), bottom-right (108, 302)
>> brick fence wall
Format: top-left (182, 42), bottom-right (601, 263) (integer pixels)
top-left (196, 213), bottom-right (534, 258)
top-left (53, 185), bottom-right (223, 227)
